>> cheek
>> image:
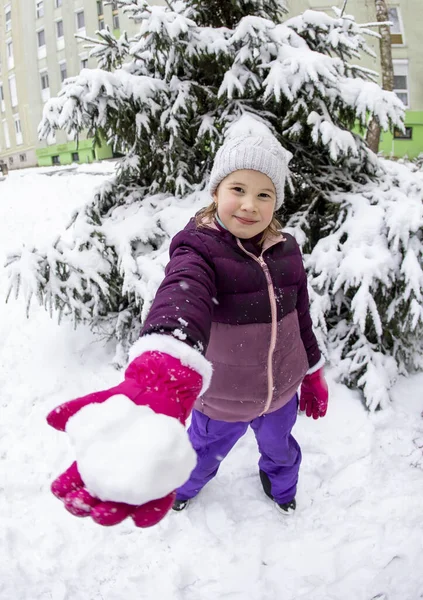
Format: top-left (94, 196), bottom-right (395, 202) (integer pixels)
top-left (218, 195), bottom-right (238, 215)
top-left (261, 203), bottom-right (275, 222)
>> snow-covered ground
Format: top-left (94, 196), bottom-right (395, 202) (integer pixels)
top-left (0, 163), bottom-right (422, 600)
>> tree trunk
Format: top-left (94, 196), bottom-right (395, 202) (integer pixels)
top-left (365, 0), bottom-right (395, 153)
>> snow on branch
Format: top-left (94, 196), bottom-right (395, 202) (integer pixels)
top-left (338, 78), bottom-right (405, 130)
top-left (38, 69), bottom-right (166, 139)
top-left (286, 8), bottom-right (378, 61)
top-left (305, 160), bottom-right (423, 408)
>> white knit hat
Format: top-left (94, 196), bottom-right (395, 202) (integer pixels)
top-left (208, 134), bottom-right (292, 210)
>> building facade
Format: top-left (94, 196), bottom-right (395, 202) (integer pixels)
top-left (0, 1), bottom-right (422, 169)
top-left (0, 0), bottom-right (140, 169)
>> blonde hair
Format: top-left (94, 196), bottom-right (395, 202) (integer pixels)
top-left (195, 202), bottom-right (283, 245)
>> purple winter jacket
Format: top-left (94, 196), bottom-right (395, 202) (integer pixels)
top-left (141, 217), bottom-right (321, 422)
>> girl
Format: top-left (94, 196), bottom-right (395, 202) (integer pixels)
top-left (47, 135), bottom-right (328, 528)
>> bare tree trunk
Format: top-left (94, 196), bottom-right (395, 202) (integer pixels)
top-left (365, 0), bottom-right (395, 153)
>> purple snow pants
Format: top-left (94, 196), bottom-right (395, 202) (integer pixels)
top-left (176, 394), bottom-right (301, 504)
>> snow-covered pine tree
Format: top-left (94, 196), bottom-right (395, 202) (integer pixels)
top-left (6, 0), bottom-right (423, 409)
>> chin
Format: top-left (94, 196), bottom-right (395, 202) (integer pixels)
top-left (235, 228), bottom-right (261, 239)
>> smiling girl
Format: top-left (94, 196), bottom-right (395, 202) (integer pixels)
top-left (48, 134), bottom-right (328, 527)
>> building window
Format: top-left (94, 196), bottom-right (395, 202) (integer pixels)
top-left (0, 84), bottom-right (5, 112)
top-left (7, 40), bottom-right (14, 70)
top-left (76, 10), bottom-right (85, 31)
top-left (36, 0), bottom-right (44, 19)
top-left (37, 29), bottom-right (47, 59)
top-left (52, 155), bottom-right (60, 165)
top-left (40, 70), bottom-right (50, 101)
top-left (112, 1), bottom-right (120, 29)
top-left (388, 7), bottom-right (404, 45)
top-left (97, 1), bottom-right (103, 16)
top-left (40, 71), bottom-right (49, 90)
top-left (55, 0), bottom-right (63, 7)
top-left (72, 152), bottom-right (79, 162)
top-left (9, 156), bottom-right (14, 166)
top-left (113, 13), bottom-right (120, 30)
top-left (37, 29), bottom-right (46, 48)
top-left (81, 57), bottom-right (88, 70)
top-left (8, 75), bottom-right (18, 107)
top-left (19, 153), bottom-right (27, 162)
top-left (56, 20), bottom-right (64, 38)
top-left (98, 18), bottom-right (105, 30)
top-left (14, 115), bottom-right (23, 145)
top-left (2, 120), bottom-right (11, 148)
top-left (394, 127), bottom-right (413, 140)
top-left (5, 5), bottom-right (11, 32)
top-left (59, 61), bottom-right (67, 82)
top-left (393, 60), bottom-right (409, 108)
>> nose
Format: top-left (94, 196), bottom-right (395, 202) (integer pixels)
top-left (240, 195), bottom-right (257, 212)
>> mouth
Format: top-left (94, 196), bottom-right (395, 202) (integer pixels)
top-left (234, 216), bottom-right (259, 225)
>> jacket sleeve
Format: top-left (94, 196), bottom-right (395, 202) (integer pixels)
top-left (295, 244), bottom-right (323, 372)
top-left (140, 229), bottom-right (216, 354)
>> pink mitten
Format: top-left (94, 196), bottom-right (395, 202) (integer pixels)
top-left (299, 367), bottom-right (329, 420)
top-left (48, 344), bottom-right (206, 528)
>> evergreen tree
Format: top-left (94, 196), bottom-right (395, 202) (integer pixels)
top-left (6, 0), bottom-right (423, 409)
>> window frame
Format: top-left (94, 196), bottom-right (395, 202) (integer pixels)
top-left (37, 28), bottom-right (46, 48)
top-left (40, 69), bottom-right (50, 90)
top-left (0, 84), bottom-right (5, 112)
top-left (8, 74), bottom-right (18, 107)
top-left (5, 4), bottom-right (12, 33)
top-left (392, 59), bottom-right (410, 108)
top-left (59, 60), bottom-right (67, 82)
top-left (112, 12), bottom-right (120, 30)
top-left (35, 0), bottom-right (44, 19)
top-left (394, 126), bottom-right (412, 140)
top-left (55, 0), bottom-right (63, 7)
top-left (112, 1), bottom-right (120, 29)
top-left (75, 10), bottom-right (85, 32)
top-left (13, 114), bottom-right (23, 145)
top-left (2, 119), bottom-right (11, 149)
top-left (56, 19), bottom-right (64, 39)
top-left (6, 39), bottom-right (14, 70)
top-left (388, 7), bottom-right (405, 46)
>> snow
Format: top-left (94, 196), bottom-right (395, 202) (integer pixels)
top-left (1, 163), bottom-right (423, 598)
top-left (67, 395), bottom-right (197, 505)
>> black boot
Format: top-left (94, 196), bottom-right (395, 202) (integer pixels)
top-left (259, 469), bottom-right (296, 514)
top-left (172, 499), bottom-right (190, 511)
top-left (275, 498), bottom-right (296, 514)
top-left (259, 469), bottom-right (273, 499)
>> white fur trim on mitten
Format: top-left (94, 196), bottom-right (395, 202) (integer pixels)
top-left (128, 334), bottom-right (213, 396)
top-left (306, 355), bottom-right (325, 375)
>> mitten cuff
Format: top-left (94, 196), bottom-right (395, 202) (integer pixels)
top-left (128, 334), bottom-right (213, 396)
top-left (306, 355), bottom-right (325, 376)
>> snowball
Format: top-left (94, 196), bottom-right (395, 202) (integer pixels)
top-left (66, 395), bottom-right (197, 505)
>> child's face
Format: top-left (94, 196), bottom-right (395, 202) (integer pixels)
top-left (213, 169), bottom-right (276, 239)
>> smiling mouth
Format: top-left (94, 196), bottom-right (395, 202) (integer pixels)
top-left (235, 216), bottom-right (259, 225)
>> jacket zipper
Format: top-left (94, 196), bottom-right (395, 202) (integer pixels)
top-left (236, 240), bottom-right (278, 415)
